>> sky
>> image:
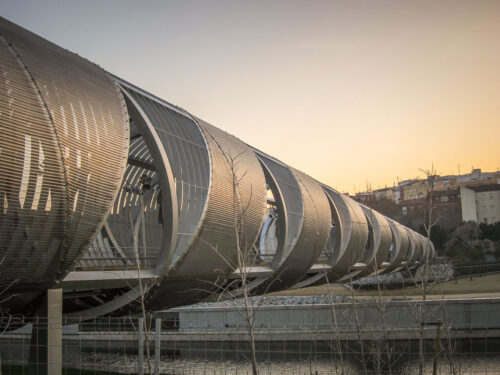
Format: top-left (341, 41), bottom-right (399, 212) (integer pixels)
top-left (1, 0), bottom-right (499, 194)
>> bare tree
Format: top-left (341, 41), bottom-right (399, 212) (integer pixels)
top-left (346, 273), bottom-right (369, 375)
top-left (399, 165), bottom-right (441, 375)
top-left (417, 165), bottom-right (439, 375)
top-left (125, 179), bottom-right (157, 375)
top-left (199, 148), bottom-right (261, 375)
top-left (323, 272), bottom-right (347, 375)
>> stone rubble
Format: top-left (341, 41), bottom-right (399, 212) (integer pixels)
top-left (190, 294), bottom-right (354, 308)
top-left (181, 264), bottom-right (455, 309)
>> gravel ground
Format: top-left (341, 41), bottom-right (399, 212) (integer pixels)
top-left (190, 294), bottom-right (354, 308)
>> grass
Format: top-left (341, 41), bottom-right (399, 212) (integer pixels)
top-left (267, 273), bottom-right (500, 299)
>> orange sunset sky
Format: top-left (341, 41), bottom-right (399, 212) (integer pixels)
top-left (3, 0), bottom-right (499, 194)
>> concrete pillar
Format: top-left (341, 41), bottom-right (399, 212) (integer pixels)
top-left (138, 317), bottom-right (144, 375)
top-left (155, 318), bottom-right (161, 375)
top-left (28, 289), bottom-right (62, 375)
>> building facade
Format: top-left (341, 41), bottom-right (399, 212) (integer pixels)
top-left (461, 184), bottom-right (500, 224)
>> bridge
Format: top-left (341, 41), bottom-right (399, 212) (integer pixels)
top-left (0, 16), bottom-right (433, 320)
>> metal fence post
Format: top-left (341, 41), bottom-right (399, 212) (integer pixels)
top-left (433, 320), bottom-right (442, 375)
top-left (138, 317), bottom-right (144, 375)
top-left (155, 317), bottom-right (161, 375)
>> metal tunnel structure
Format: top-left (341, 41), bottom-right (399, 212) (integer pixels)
top-left (0, 17), bottom-right (434, 317)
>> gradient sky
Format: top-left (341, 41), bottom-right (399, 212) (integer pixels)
top-left (2, 0), bottom-right (499, 193)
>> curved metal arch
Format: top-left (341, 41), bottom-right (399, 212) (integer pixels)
top-left (253, 152), bottom-right (304, 268)
top-left (145, 118), bottom-right (268, 310)
top-left (65, 80), bottom-right (213, 316)
top-left (223, 156), bottom-right (292, 298)
top-left (0, 17), bottom-right (129, 296)
top-left (63, 86), bottom-right (185, 317)
top-left (382, 219), bottom-right (409, 274)
top-left (325, 188), bottom-right (369, 279)
top-left (118, 88), bottom-right (178, 276)
top-left (386, 219), bottom-right (401, 263)
top-left (429, 241), bottom-right (436, 260)
top-left (164, 119), bottom-right (267, 276)
top-left (294, 187), bottom-right (370, 288)
top-left (412, 232), bottom-right (424, 267)
top-left (395, 221), bottom-right (412, 272)
top-left (118, 81), bottom-right (217, 275)
top-left (417, 233), bottom-right (431, 265)
top-left (404, 229), bottom-right (419, 269)
top-left (321, 191), bottom-right (342, 266)
top-left (263, 168), bottom-right (331, 292)
top-left (357, 206), bottom-right (393, 277)
top-left (77, 136), bottom-right (164, 272)
top-left (258, 160), bottom-right (288, 268)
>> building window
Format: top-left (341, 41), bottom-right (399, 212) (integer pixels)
top-left (491, 193), bottom-right (495, 200)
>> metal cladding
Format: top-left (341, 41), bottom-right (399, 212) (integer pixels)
top-left (412, 233), bottom-right (424, 266)
top-left (145, 119), bottom-right (268, 310)
top-left (0, 17), bottom-right (435, 315)
top-left (0, 17), bottom-right (129, 297)
top-left (255, 153), bottom-right (304, 266)
top-left (357, 206), bottom-right (393, 277)
top-left (295, 187), bottom-right (369, 287)
top-left (405, 228), bottom-right (419, 269)
top-left (429, 241), bottom-right (436, 261)
top-left (417, 234), bottom-right (431, 264)
top-left (264, 167), bottom-right (332, 291)
top-left (382, 219), bottom-right (410, 274)
top-left (119, 82), bottom-right (211, 274)
top-left (327, 190), bottom-right (370, 279)
top-left (175, 119), bottom-right (267, 277)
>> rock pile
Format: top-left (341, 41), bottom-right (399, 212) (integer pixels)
top-left (190, 294), bottom-right (353, 308)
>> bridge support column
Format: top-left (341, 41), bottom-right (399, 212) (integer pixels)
top-left (138, 317), bottom-right (144, 375)
top-left (155, 318), bottom-right (161, 375)
top-left (28, 289), bottom-right (62, 375)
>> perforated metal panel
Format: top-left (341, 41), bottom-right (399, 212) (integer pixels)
top-left (0, 17), bottom-right (129, 290)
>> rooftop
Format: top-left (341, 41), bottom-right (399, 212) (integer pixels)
top-left (465, 184), bottom-right (500, 193)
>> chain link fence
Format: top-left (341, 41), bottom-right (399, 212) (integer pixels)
top-left (0, 304), bottom-right (500, 375)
